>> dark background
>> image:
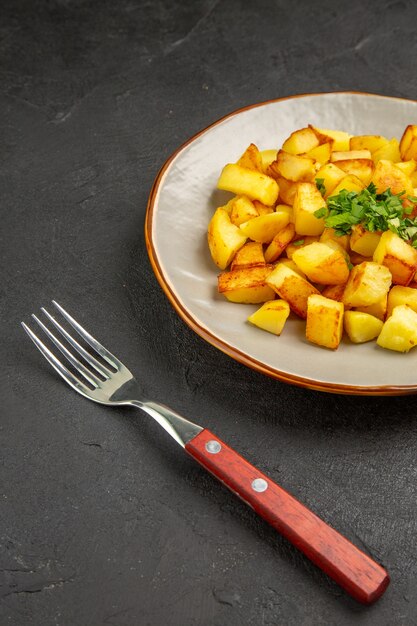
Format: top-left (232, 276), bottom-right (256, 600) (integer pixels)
top-left (2, 0), bottom-right (417, 624)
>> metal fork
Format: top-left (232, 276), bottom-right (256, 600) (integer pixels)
top-left (22, 301), bottom-right (389, 604)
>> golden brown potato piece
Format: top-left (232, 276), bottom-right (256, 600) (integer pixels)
top-left (349, 135), bottom-right (389, 153)
top-left (231, 242), bottom-right (265, 270)
top-left (331, 150), bottom-right (372, 162)
top-left (350, 224), bottom-right (381, 257)
top-left (344, 311), bottom-right (383, 344)
top-left (237, 143), bottom-right (263, 172)
top-left (330, 174), bottom-right (364, 196)
top-left (373, 231), bottom-right (417, 286)
top-left (273, 176), bottom-right (299, 206)
top-left (239, 207), bottom-right (291, 243)
top-left (269, 150), bottom-right (316, 182)
top-left (247, 299), bottom-right (290, 335)
top-left (395, 160), bottom-right (416, 177)
top-left (253, 200), bottom-right (274, 215)
top-left (371, 159), bottom-right (414, 198)
top-left (259, 149), bottom-right (277, 173)
top-left (293, 183), bottom-right (326, 236)
top-left (313, 128), bottom-right (352, 151)
top-left (229, 196), bottom-right (259, 226)
top-left (306, 294), bottom-right (344, 349)
top-left (264, 223), bottom-right (295, 263)
top-left (314, 163), bottom-right (346, 198)
top-left (218, 265), bottom-right (275, 303)
top-left (355, 294), bottom-right (387, 321)
top-left (286, 235), bottom-right (320, 259)
top-left (386, 285), bottom-right (417, 317)
top-left (208, 208), bottom-right (247, 270)
top-left (292, 241), bottom-right (350, 285)
top-left (217, 163), bottom-right (279, 206)
top-left (266, 264), bottom-right (320, 318)
top-left (399, 125), bottom-right (417, 161)
top-left (320, 227), bottom-right (350, 251)
top-left (342, 262), bottom-right (392, 307)
top-left (377, 305), bottom-right (417, 352)
top-left (305, 142), bottom-right (332, 166)
top-left (282, 127), bottom-right (320, 155)
top-left (334, 159), bottom-right (374, 186)
top-left (372, 138), bottom-right (401, 164)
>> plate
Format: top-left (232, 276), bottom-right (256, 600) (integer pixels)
top-left (146, 92), bottom-right (417, 395)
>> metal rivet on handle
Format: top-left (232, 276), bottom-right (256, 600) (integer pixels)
top-left (206, 440), bottom-right (222, 454)
top-left (252, 478), bottom-right (268, 492)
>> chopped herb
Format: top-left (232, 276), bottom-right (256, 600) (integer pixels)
top-left (315, 178), bottom-right (326, 196)
top-left (313, 183), bottom-right (417, 246)
top-left (292, 239), bottom-right (305, 246)
top-left (314, 206), bottom-right (328, 219)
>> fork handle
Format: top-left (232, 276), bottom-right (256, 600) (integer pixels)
top-left (185, 429), bottom-right (389, 604)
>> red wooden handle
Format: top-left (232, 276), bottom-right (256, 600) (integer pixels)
top-left (185, 429), bottom-right (389, 604)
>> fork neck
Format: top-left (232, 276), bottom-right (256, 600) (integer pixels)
top-left (131, 399), bottom-right (203, 447)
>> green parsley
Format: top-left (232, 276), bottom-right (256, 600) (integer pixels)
top-left (292, 239), bottom-right (305, 246)
top-left (314, 183), bottom-right (417, 246)
top-left (315, 178), bottom-right (326, 196)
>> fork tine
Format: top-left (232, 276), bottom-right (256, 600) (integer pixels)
top-left (41, 308), bottom-right (111, 379)
top-left (31, 314), bottom-right (100, 388)
top-left (21, 322), bottom-right (91, 395)
top-left (52, 301), bottom-right (121, 370)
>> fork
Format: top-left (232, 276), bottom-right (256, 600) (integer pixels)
top-left (22, 301), bottom-right (389, 604)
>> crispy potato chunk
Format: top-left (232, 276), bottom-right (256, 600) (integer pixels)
top-left (322, 283), bottom-right (347, 302)
top-left (236, 143), bottom-right (263, 171)
top-left (314, 163), bottom-right (346, 198)
top-left (386, 285), bottom-right (417, 317)
top-left (305, 142), bottom-right (332, 166)
top-left (292, 241), bottom-right (350, 285)
top-left (275, 258), bottom-right (306, 278)
top-left (371, 159), bottom-right (414, 198)
top-left (293, 183), bottom-right (326, 236)
top-left (399, 125), bottom-right (417, 161)
top-left (372, 138), bottom-right (401, 164)
top-left (342, 262), bottom-right (392, 307)
top-left (264, 223), bottom-right (295, 262)
top-left (395, 160), bottom-right (416, 177)
top-left (377, 305), bottom-right (417, 352)
top-left (306, 294), bottom-right (344, 349)
top-left (313, 128), bottom-right (352, 151)
top-left (282, 127), bottom-right (320, 155)
top-left (218, 265), bottom-right (275, 303)
top-left (331, 150), bottom-right (372, 162)
top-left (266, 264), bottom-right (320, 318)
top-left (208, 208), bottom-right (247, 270)
top-left (231, 242), bottom-right (265, 270)
top-left (355, 294), bottom-right (387, 321)
top-left (259, 149), bottom-right (277, 173)
top-left (334, 159), bottom-right (374, 186)
top-left (273, 176), bottom-right (299, 205)
top-left (239, 207), bottom-right (291, 243)
top-left (230, 196), bottom-right (259, 226)
top-left (269, 150), bottom-right (316, 182)
top-left (286, 235), bottom-right (320, 259)
top-left (247, 299), bottom-right (290, 335)
top-left (320, 227), bottom-right (350, 251)
top-left (330, 174), bottom-right (364, 196)
top-left (217, 163), bottom-right (279, 206)
top-left (373, 231), bottom-right (417, 286)
top-left (350, 224), bottom-right (381, 257)
top-left (344, 311), bottom-right (383, 343)
top-left (349, 135), bottom-right (389, 153)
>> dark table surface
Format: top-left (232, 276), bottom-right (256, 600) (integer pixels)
top-left (2, 1), bottom-right (417, 624)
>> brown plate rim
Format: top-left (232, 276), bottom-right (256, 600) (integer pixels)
top-left (145, 90), bottom-right (417, 396)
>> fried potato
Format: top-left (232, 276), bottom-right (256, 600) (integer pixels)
top-left (269, 150), bottom-right (316, 182)
top-left (313, 128), bottom-right (352, 151)
top-left (305, 142), bottom-right (332, 166)
top-left (386, 285), bottom-right (417, 317)
top-left (292, 241), bottom-right (350, 285)
top-left (399, 125), bottom-right (417, 161)
top-left (372, 138), bottom-right (401, 164)
top-left (259, 149), bottom-right (277, 173)
top-left (330, 174), bottom-right (364, 196)
top-left (229, 196), bottom-right (259, 226)
top-left (334, 158), bottom-right (374, 186)
top-left (355, 294), bottom-right (388, 321)
top-left (282, 127), bottom-right (320, 155)
top-left (319, 227), bottom-right (350, 251)
top-left (236, 143), bottom-right (263, 171)
top-left (293, 182), bottom-right (326, 236)
top-left (306, 294), bottom-right (344, 349)
top-left (208, 208), bottom-right (247, 269)
top-left (218, 265), bottom-right (275, 303)
top-left (247, 299), bottom-right (290, 335)
top-left (344, 311), bottom-right (383, 343)
top-left (342, 262), bottom-right (392, 307)
top-left (314, 163), bottom-right (346, 198)
top-left (231, 242), bottom-right (265, 270)
top-left (371, 159), bottom-right (414, 198)
top-left (377, 304), bottom-right (417, 352)
top-left (373, 231), bottom-right (417, 286)
top-left (264, 223), bottom-right (295, 262)
top-left (350, 224), bottom-right (381, 257)
top-left (239, 206), bottom-right (291, 243)
top-left (266, 264), bottom-right (320, 318)
top-left (349, 135), bottom-right (389, 153)
top-left (331, 150), bottom-right (372, 162)
top-left (218, 163), bottom-right (279, 205)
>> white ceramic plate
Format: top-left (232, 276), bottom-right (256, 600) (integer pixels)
top-left (146, 92), bottom-right (417, 395)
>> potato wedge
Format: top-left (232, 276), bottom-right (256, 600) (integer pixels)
top-left (269, 150), bottom-right (316, 182)
top-left (306, 294), bottom-right (344, 349)
top-left (247, 299), bottom-right (290, 335)
top-left (230, 196), bottom-right (259, 226)
top-left (218, 265), bottom-right (275, 303)
top-left (264, 223), bottom-right (295, 262)
top-left (239, 207), bottom-right (291, 243)
top-left (292, 241), bottom-right (350, 285)
top-left (377, 304), bottom-right (417, 352)
top-left (373, 230), bottom-right (417, 286)
top-left (342, 261), bottom-right (392, 307)
top-left (236, 143), bottom-right (263, 171)
top-left (344, 311), bottom-right (383, 343)
top-left (266, 264), bottom-right (320, 318)
top-left (293, 182), bottom-right (326, 236)
top-left (218, 163), bottom-right (279, 205)
top-left (208, 208), bottom-right (247, 269)
top-left (231, 242), bottom-right (265, 270)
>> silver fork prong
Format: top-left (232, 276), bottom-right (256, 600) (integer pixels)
top-left (52, 301), bottom-right (121, 370)
top-left (41, 308), bottom-right (111, 379)
top-left (21, 322), bottom-right (91, 396)
top-left (31, 314), bottom-right (100, 388)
